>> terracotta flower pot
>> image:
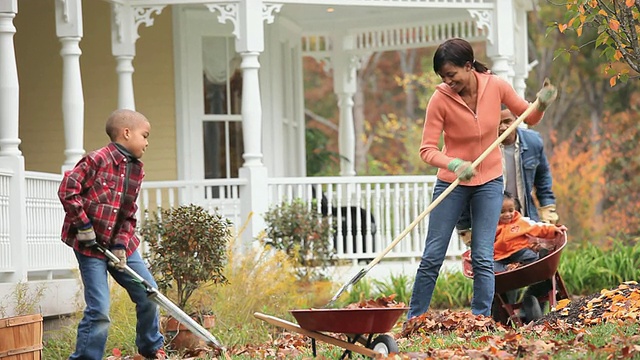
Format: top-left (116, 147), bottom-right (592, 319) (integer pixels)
top-left (162, 314), bottom-right (216, 351)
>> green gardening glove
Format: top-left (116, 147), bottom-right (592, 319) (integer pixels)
top-left (447, 158), bottom-right (475, 181)
top-left (536, 78), bottom-right (558, 111)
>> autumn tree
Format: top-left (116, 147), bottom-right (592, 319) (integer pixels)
top-left (553, 0), bottom-right (640, 84)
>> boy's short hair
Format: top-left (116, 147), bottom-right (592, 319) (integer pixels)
top-left (105, 109), bottom-right (146, 141)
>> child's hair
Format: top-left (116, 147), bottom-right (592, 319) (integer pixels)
top-left (503, 191), bottom-right (522, 212)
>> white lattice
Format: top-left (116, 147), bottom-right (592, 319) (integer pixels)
top-left (301, 33), bottom-right (332, 53)
top-left (353, 20), bottom-right (485, 51)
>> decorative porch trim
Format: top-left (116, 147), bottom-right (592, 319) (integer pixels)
top-left (205, 3), bottom-right (240, 38)
top-left (126, 0), bottom-right (492, 8)
top-left (205, 2), bottom-right (282, 39)
top-left (57, 0), bottom-right (70, 22)
top-left (302, 16), bottom-right (488, 57)
top-left (467, 9), bottom-right (493, 44)
top-left (263, 3), bottom-right (283, 24)
top-left (112, 4), bottom-right (165, 43)
top-left (133, 6), bottom-right (165, 41)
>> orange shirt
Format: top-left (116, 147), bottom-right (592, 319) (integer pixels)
top-left (420, 71), bottom-right (544, 185)
top-left (494, 211), bottom-right (559, 261)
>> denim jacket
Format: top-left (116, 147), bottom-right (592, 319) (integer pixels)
top-left (505, 128), bottom-right (556, 221)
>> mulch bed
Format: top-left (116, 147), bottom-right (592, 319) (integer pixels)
top-left (534, 281), bottom-right (640, 326)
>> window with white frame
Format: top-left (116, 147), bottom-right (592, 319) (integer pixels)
top-left (202, 36), bottom-right (244, 179)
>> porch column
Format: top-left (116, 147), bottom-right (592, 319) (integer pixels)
top-left (332, 34), bottom-right (357, 176)
top-left (111, 5), bottom-right (164, 110)
top-left (0, 0), bottom-right (27, 283)
top-left (231, 0), bottom-right (282, 248)
top-left (512, 6), bottom-right (529, 98)
top-left (0, 0), bottom-right (20, 157)
top-left (486, 0), bottom-right (515, 84)
top-left (56, 0), bottom-right (85, 171)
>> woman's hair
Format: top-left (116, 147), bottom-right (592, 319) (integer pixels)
top-left (503, 191), bottom-right (522, 212)
top-left (433, 38), bottom-right (489, 74)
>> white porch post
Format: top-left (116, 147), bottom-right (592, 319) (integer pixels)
top-left (56, 0), bottom-right (85, 171)
top-left (0, 0), bottom-right (20, 157)
top-left (0, 0), bottom-right (27, 283)
top-left (332, 33), bottom-right (357, 176)
top-left (222, 0), bottom-right (282, 248)
top-left (486, 0), bottom-right (515, 84)
top-left (111, 5), bottom-right (164, 111)
top-left (512, 5), bottom-right (529, 97)
top-left (331, 43), bottom-right (357, 176)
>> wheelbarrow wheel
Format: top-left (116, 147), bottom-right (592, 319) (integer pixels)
top-left (369, 334), bottom-right (398, 356)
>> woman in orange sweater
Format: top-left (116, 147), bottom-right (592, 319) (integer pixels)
top-left (408, 38), bottom-right (558, 319)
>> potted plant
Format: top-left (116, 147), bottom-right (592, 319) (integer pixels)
top-left (140, 204), bottom-right (231, 350)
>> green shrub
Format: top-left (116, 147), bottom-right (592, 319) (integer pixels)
top-left (373, 272), bottom-right (414, 305)
top-left (559, 240), bottom-right (640, 295)
top-left (141, 204), bottom-right (232, 311)
top-left (431, 271), bottom-right (473, 309)
top-left (263, 198), bottom-right (335, 281)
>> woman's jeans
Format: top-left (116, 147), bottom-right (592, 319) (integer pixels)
top-left (408, 177), bottom-right (503, 318)
top-left (69, 250), bottom-right (164, 360)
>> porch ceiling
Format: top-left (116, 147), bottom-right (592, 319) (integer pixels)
top-left (279, 4), bottom-right (473, 31)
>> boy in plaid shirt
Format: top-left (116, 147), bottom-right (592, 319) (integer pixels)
top-left (58, 109), bottom-right (165, 359)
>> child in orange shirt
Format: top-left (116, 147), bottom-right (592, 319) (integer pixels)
top-left (494, 191), bottom-right (566, 273)
top-left (493, 191), bottom-right (566, 323)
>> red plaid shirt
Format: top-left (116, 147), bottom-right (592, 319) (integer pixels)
top-left (58, 142), bottom-right (144, 259)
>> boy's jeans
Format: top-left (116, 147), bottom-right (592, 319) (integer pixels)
top-left (408, 177), bottom-right (503, 319)
top-left (70, 250), bottom-right (164, 360)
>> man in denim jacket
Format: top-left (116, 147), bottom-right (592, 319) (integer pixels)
top-left (457, 109), bottom-right (558, 245)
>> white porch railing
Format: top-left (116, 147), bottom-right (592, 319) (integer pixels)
top-left (267, 176), bottom-right (464, 264)
top-left (0, 169), bottom-right (465, 316)
top-left (137, 176), bottom-right (465, 264)
top-left (24, 172), bottom-right (75, 275)
top-left (0, 168), bottom-right (79, 317)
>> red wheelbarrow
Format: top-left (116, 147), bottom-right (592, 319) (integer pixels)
top-left (462, 232), bottom-right (570, 326)
top-left (254, 307), bottom-right (407, 359)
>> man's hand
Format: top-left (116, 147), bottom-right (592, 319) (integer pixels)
top-left (538, 204), bottom-right (559, 224)
top-left (447, 158), bottom-right (475, 181)
top-left (110, 249), bottom-right (127, 271)
top-left (536, 78), bottom-right (558, 111)
top-left (77, 224), bottom-right (97, 247)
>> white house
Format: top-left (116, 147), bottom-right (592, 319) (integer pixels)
top-left (0, 0), bottom-right (534, 317)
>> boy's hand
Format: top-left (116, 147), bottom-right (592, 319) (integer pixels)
top-left (110, 249), bottom-right (127, 271)
top-left (77, 225), bottom-right (97, 247)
